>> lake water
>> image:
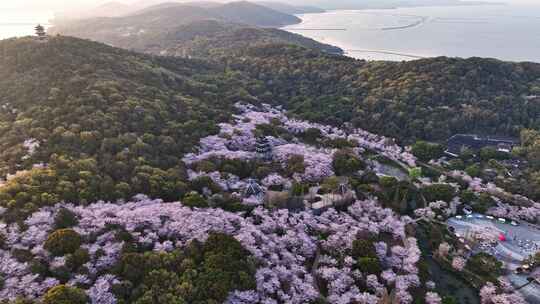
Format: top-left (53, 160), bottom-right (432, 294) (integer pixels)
top-left (283, 4), bottom-right (540, 62)
top-left (0, 10), bottom-right (53, 40)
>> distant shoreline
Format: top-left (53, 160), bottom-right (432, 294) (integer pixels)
top-left (346, 49), bottom-right (426, 59)
top-left (282, 9), bottom-right (430, 61)
top-left (314, 2), bottom-right (505, 11)
top-left (281, 4), bottom-right (540, 62)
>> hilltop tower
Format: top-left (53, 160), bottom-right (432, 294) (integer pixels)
top-left (35, 24), bottom-right (46, 40)
top-left (256, 136), bottom-right (272, 161)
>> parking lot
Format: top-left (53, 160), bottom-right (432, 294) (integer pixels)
top-left (447, 214), bottom-right (540, 302)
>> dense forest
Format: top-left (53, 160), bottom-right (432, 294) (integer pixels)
top-left (1, 36), bottom-right (540, 220)
top-left (1, 30), bottom-right (540, 303)
top-left (228, 45), bottom-right (540, 142)
top-left (0, 36), bottom-right (259, 220)
top-left (153, 20), bottom-right (342, 58)
top-left (53, 4), bottom-right (540, 143)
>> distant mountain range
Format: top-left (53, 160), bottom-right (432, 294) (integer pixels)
top-left (53, 0), bottom-right (502, 23)
top-left (53, 1), bottom-right (301, 31)
top-left (57, 0), bottom-right (507, 22)
top-left (54, 0), bottom-right (325, 21)
top-left (50, 1), bottom-right (342, 57)
top-left (255, 2), bottom-right (326, 14)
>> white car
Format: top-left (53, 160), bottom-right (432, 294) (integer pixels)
top-left (475, 214), bottom-right (485, 219)
top-left (498, 218), bottom-right (506, 223)
top-left (510, 221), bottom-right (519, 226)
top-left (467, 215), bottom-right (474, 218)
top-left (486, 216), bottom-right (494, 220)
top-left (456, 215), bottom-right (463, 219)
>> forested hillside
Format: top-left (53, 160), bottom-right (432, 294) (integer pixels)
top-left (229, 45), bottom-right (540, 142)
top-left (156, 20), bottom-right (342, 57)
top-left (55, 10), bottom-right (538, 144)
top-left (49, 1), bottom-right (308, 52)
top-left (2, 20), bottom-right (540, 303)
top-left (2, 37), bottom-right (540, 222)
top-left (208, 1), bottom-right (301, 27)
top-left (0, 36), bottom-right (262, 220)
top-left (50, 0), bottom-right (537, 135)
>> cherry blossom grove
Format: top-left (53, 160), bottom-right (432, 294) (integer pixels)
top-left (0, 195), bottom-right (422, 303)
top-left (479, 281), bottom-right (527, 304)
top-left (273, 143), bottom-right (334, 182)
top-left (183, 103), bottom-right (416, 178)
top-left (448, 170), bottom-right (540, 223)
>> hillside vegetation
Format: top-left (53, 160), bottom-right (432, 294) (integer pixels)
top-left (2, 37), bottom-right (540, 221)
top-left (229, 45), bottom-right (540, 142)
top-left (0, 36), bottom-right (262, 220)
top-left (50, 1), bottom-right (305, 51)
top-left (2, 13), bottom-right (540, 301)
top-left (155, 20), bottom-right (342, 57)
top-left (53, 4), bottom-right (540, 144)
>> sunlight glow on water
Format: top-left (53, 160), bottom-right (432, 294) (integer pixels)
top-left (283, 5), bottom-right (540, 62)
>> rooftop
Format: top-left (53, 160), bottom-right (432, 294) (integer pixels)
top-left (446, 134), bottom-right (519, 156)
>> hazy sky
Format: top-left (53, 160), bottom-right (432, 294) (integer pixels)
top-left (2, 0), bottom-right (538, 10)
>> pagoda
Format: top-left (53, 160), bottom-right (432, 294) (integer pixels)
top-left (256, 136), bottom-right (272, 161)
top-left (338, 182), bottom-right (349, 196)
top-left (244, 179), bottom-right (264, 197)
top-left (35, 24), bottom-right (47, 40)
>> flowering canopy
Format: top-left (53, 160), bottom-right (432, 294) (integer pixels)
top-left (0, 196), bottom-right (421, 304)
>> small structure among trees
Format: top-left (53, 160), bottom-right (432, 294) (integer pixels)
top-left (264, 190), bottom-right (304, 211)
top-left (310, 177), bottom-right (356, 215)
top-left (244, 178), bottom-right (264, 197)
top-left (445, 134), bottom-right (519, 157)
top-left (338, 180), bottom-right (349, 196)
top-left (35, 24), bottom-right (47, 40)
top-left (256, 136), bottom-right (272, 161)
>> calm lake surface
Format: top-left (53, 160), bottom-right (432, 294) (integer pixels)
top-left (283, 4), bottom-right (540, 62)
top-left (0, 10), bottom-right (53, 40)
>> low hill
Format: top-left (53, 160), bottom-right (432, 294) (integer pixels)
top-left (129, 1), bottom-right (222, 15)
top-left (230, 44), bottom-right (540, 143)
top-left (153, 20), bottom-right (343, 57)
top-left (256, 1), bottom-right (326, 14)
top-left (207, 1), bottom-right (301, 27)
top-left (0, 36), bottom-right (260, 219)
top-left (53, 1), bottom-right (136, 21)
top-left (50, 2), bottom-right (338, 56)
top-left (2, 36), bottom-right (539, 221)
top-left (51, 1), bottom-right (300, 40)
top-left (50, 4), bottom-right (215, 49)
top-left (54, 1), bottom-right (224, 21)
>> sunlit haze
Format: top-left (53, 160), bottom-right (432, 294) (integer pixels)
top-left (2, 0), bottom-right (540, 10)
